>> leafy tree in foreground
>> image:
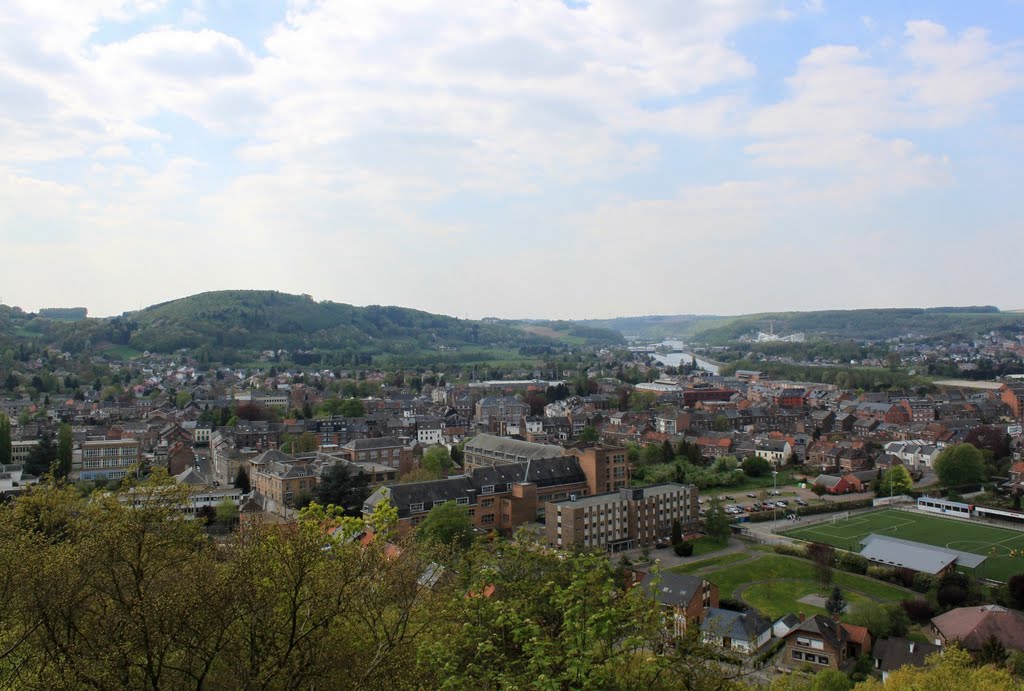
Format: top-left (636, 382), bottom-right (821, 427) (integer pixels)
top-left (855, 645), bottom-right (1017, 691)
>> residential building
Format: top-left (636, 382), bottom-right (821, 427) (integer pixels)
top-left (415, 418), bottom-right (443, 446)
top-left (341, 437), bottom-right (411, 474)
top-left (474, 396), bottom-right (529, 426)
top-left (872, 638), bottom-right (941, 682)
top-left (701, 608), bottom-right (772, 654)
top-left (363, 455), bottom-right (588, 536)
top-left (546, 483), bottom-right (699, 552)
top-left (782, 615), bottom-right (871, 671)
top-left (1001, 382), bottom-right (1024, 419)
top-left (10, 439), bottom-right (38, 465)
top-left (640, 572), bottom-right (718, 638)
top-left (930, 605), bottom-right (1024, 652)
top-left (462, 433), bottom-right (565, 472)
top-left (73, 439), bottom-right (142, 481)
top-left (566, 444), bottom-right (630, 495)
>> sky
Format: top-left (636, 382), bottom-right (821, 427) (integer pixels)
top-left (1, 0), bottom-right (1023, 320)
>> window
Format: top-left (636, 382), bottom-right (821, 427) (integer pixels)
top-left (455, 497), bottom-right (469, 505)
top-left (482, 485), bottom-right (494, 495)
top-left (481, 514), bottom-right (495, 525)
top-left (792, 651), bottom-right (803, 661)
top-left (817, 656), bottom-right (829, 665)
top-left (409, 502), bottom-right (424, 513)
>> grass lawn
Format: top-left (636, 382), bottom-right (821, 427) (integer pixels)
top-left (702, 554), bottom-right (911, 618)
top-left (691, 537), bottom-right (728, 557)
top-left (780, 508), bottom-right (1024, 582)
top-left (667, 552), bottom-right (749, 575)
top-left (741, 581), bottom-right (875, 620)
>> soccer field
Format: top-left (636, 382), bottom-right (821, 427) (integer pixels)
top-left (780, 509), bottom-right (1024, 582)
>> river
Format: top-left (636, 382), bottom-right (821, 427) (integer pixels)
top-left (650, 341), bottom-right (721, 375)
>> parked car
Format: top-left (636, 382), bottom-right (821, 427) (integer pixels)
top-left (725, 495), bottom-right (735, 501)
top-left (746, 493), bottom-right (757, 498)
top-left (769, 489), bottom-right (781, 496)
top-left (796, 499), bottom-right (808, 506)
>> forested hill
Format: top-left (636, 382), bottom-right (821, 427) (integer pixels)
top-left (0, 291), bottom-right (562, 360)
top-left (580, 307), bottom-right (1024, 343)
top-left (691, 307), bottom-right (1023, 343)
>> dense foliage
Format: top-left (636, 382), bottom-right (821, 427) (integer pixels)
top-left (0, 477), bottom-right (755, 691)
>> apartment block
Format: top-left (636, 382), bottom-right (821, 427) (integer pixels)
top-left (546, 483), bottom-right (699, 552)
top-left (73, 439), bottom-right (142, 482)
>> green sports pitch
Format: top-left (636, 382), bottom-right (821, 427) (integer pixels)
top-left (780, 509), bottom-right (1024, 582)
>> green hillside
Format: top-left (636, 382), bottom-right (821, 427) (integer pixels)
top-left (691, 306), bottom-right (1023, 343)
top-left (0, 291), bottom-right (558, 363)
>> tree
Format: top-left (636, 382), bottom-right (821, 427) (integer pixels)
top-left (712, 415), bottom-right (730, 432)
top-left (825, 585), bottom-right (846, 616)
top-left (0, 414), bottom-right (11, 465)
top-left (807, 542), bottom-right (834, 587)
top-left (878, 464), bottom-right (913, 496)
top-left (415, 501), bottom-right (474, 549)
top-left (55, 423), bottom-right (73, 479)
top-left (175, 390), bottom-right (191, 409)
top-left (24, 431), bottom-right (56, 476)
top-left (934, 443), bottom-right (986, 487)
top-left (578, 426), bottom-right (599, 443)
top-left (978, 634), bottom-right (1007, 666)
top-left (856, 645), bottom-right (1015, 691)
top-left (215, 498), bottom-right (239, 529)
top-left (661, 439), bottom-right (675, 464)
top-left (313, 463), bottom-right (370, 515)
top-left (338, 398), bottom-right (365, 417)
top-left (704, 497), bottom-right (731, 544)
top-left (421, 446), bottom-right (454, 479)
top-left (674, 541), bottom-right (694, 557)
top-left (235, 465), bottom-right (251, 493)
top-left (741, 456), bottom-right (770, 477)
top-left (671, 518), bottom-right (683, 547)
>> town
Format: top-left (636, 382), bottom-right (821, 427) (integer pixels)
top-left (2, 298), bottom-right (1024, 689)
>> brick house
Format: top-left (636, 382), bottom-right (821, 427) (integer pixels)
top-left (782, 615), bottom-right (871, 671)
top-left (640, 571), bottom-right (719, 638)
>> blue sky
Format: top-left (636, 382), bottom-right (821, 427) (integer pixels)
top-left (1, 0), bottom-right (1022, 319)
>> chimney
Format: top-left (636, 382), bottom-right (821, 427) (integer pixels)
top-left (798, 612), bottom-right (805, 623)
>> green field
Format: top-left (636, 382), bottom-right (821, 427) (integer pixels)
top-left (667, 552), bottom-right (749, 575)
top-left (700, 554), bottom-right (911, 620)
top-left (781, 509), bottom-right (1024, 582)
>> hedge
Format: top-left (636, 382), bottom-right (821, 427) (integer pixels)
top-left (746, 498), bottom-right (875, 523)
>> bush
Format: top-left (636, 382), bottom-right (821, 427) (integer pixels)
top-left (774, 543), bottom-right (809, 558)
top-left (938, 584), bottom-right (968, 609)
top-left (867, 565), bottom-right (897, 582)
top-left (836, 552), bottom-right (869, 575)
top-left (674, 541), bottom-right (694, 557)
top-left (901, 599), bottom-right (935, 624)
top-left (912, 572), bottom-right (936, 594)
top-left (895, 568), bottom-right (917, 589)
top-left (719, 598), bottom-right (748, 612)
